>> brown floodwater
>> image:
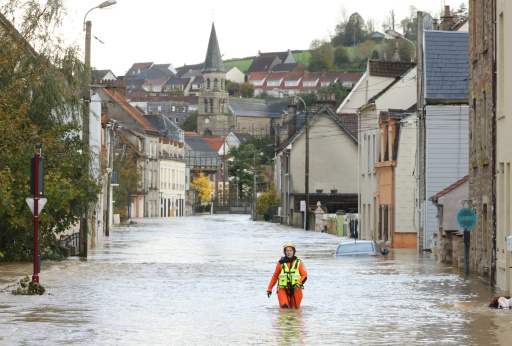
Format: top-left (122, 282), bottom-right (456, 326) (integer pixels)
top-left (1, 214), bottom-right (512, 345)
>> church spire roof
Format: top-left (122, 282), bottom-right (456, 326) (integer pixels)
top-left (202, 22), bottom-right (225, 73)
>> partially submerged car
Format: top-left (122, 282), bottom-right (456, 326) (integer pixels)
top-left (334, 240), bottom-right (389, 257)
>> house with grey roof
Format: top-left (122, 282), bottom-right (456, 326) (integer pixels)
top-left (421, 30), bottom-right (469, 251)
top-left (275, 105), bottom-right (359, 229)
top-left (92, 69), bottom-right (117, 83)
top-left (246, 50), bottom-right (297, 75)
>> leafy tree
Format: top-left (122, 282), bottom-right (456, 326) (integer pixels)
top-left (228, 143), bottom-right (271, 199)
top-left (332, 12), bottom-right (367, 47)
top-left (239, 82), bottom-right (255, 98)
top-left (112, 142), bottom-right (141, 217)
top-left (308, 40), bottom-right (334, 71)
top-left (255, 186), bottom-right (280, 218)
top-left (333, 46), bottom-right (351, 68)
top-left (181, 113), bottom-right (198, 132)
top-left (226, 82), bottom-right (240, 96)
top-left (355, 40), bottom-right (377, 62)
top-left (190, 172), bottom-right (213, 204)
top-left (0, 0), bottom-right (99, 261)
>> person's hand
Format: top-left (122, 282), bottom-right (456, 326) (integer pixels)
top-left (267, 291), bottom-right (272, 298)
top-left (293, 283), bottom-right (302, 290)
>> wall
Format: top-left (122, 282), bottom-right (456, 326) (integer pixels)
top-left (424, 105), bottom-right (469, 249)
top-left (496, 0), bottom-right (512, 294)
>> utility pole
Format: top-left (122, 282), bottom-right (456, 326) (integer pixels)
top-left (80, 19), bottom-right (92, 258)
top-left (305, 108), bottom-right (310, 230)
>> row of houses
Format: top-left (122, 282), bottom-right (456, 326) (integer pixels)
top-left (272, 3), bottom-right (512, 294)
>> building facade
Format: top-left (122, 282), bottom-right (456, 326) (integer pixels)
top-left (495, 0), bottom-right (512, 293)
top-left (469, 0), bottom-right (496, 284)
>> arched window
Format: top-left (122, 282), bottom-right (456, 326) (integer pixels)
top-left (207, 78), bottom-right (211, 89)
top-left (214, 78), bottom-right (218, 89)
top-left (204, 99), bottom-right (208, 113)
top-left (204, 128), bottom-right (213, 136)
top-left (210, 99), bottom-right (214, 113)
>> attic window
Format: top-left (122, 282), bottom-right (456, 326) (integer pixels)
top-left (285, 81), bottom-right (299, 87)
top-left (303, 81), bottom-right (317, 87)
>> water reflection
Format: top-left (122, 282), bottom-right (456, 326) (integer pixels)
top-left (275, 308), bottom-right (304, 345)
top-left (1, 215), bottom-right (512, 345)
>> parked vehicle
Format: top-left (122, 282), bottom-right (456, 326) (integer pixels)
top-left (334, 240), bottom-right (388, 257)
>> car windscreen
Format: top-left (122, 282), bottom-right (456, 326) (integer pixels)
top-left (336, 242), bottom-right (374, 254)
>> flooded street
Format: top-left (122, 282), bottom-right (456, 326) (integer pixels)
top-left (1, 214), bottom-right (512, 345)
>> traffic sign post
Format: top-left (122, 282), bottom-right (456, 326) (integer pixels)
top-left (29, 144), bottom-right (45, 283)
top-left (457, 208), bottom-right (477, 276)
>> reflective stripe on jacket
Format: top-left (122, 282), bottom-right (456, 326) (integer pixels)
top-left (278, 259), bottom-right (301, 288)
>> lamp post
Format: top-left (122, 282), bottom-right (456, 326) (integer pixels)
top-left (80, 0), bottom-right (116, 257)
top-left (253, 152), bottom-right (263, 220)
top-left (385, 29), bottom-right (416, 62)
top-left (272, 88), bottom-right (309, 230)
top-left (236, 168), bottom-right (240, 206)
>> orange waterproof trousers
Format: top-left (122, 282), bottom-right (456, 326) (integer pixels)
top-left (277, 287), bottom-right (303, 309)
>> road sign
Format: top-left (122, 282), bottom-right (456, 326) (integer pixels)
top-left (457, 208), bottom-right (477, 229)
top-left (26, 198), bottom-right (47, 215)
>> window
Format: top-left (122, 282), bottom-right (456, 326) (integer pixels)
top-left (214, 78), bottom-right (218, 89)
top-left (285, 81), bottom-right (299, 87)
top-left (175, 118), bottom-right (179, 123)
top-left (303, 81), bottom-right (317, 87)
top-left (267, 81), bottom-right (281, 86)
top-left (207, 78), bottom-right (211, 89)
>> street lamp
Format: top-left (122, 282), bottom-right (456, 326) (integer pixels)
top-left (236, 168), bottom-right (240, 205)
top-left (385, 29), bottom-right (416, 62)
top-left (273, 89), bottom-right (310, 230)
top-left (80, 0), bottom-right (116, 257)
top-left (253, 152), bottom-right (263, 220)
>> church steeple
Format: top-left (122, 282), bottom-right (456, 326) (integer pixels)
top-left (202, 22), bottom-right (225, 73)
top-left (197, 22), bottom-right (232, 136)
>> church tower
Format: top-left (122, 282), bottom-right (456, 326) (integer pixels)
top-left (197, 23), bottom-right (233, 135)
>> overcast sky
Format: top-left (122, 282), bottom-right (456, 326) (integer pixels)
top-left (60, 0), bottom-right (467, 76)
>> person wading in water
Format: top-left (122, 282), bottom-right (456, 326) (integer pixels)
top-left (267, 243), bottom-right (308, 309)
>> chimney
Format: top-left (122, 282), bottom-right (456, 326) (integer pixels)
top-left (315, 93), bottom-right (336, 113)
top-left (441, 5), bottom-right (454, 31)
top-left (287, 104), bottom-right (297, 136)
top-left (433, 18), bottom-right (439, 30)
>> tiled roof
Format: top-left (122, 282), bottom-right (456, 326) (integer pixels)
top-left (338, 72), bottom-right (364, 82)
top-left (247, 55), bottom-right (279, 74)
top-left (430, 175), bottom-right (469, 200)
top-left (337, 113), bottom-right (358, 140)
top-left (424, 30), bottom-right (469, 102)
top-left (128, 62), bottom-right (153, 72)
top-left (229, 98), bottom-right (271, 117)
top-left (248, 72), bottom-right (268, 82)
top-left (271, 63), bottom-right (299, 72)
top-left (142, 78), bottom-right (169, 87)
top-left (202, 136), bottom-right (224, 152)
top-left (185, 134), bottom-right (219, 152)
top-left (103, 89), bottom-right (159, 133)
top-left (369, 60), bottom-right (416, 77)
